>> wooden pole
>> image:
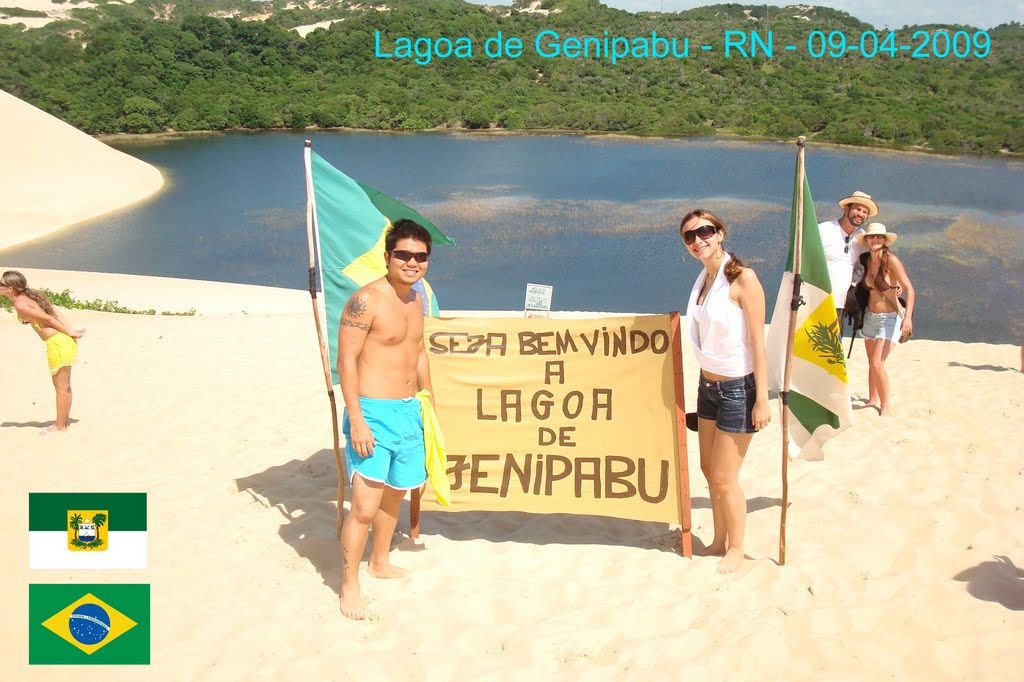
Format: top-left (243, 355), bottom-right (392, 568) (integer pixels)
top-left (670, 312), bottom-right (692, 558)
top-left (779, 136), bottom-right (808, 566)
top-left (303, 140), bottom-right (347, 539)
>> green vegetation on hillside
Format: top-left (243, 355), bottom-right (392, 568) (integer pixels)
top-left (0, 0), bottom-right (1021, 154)
top-left (0, 7), bottom-right (48, 17)
top-left (0, 289), bottom-right (196, 315)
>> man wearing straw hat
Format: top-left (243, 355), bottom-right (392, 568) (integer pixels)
top-left (818, 190), bottom-right (878, 334)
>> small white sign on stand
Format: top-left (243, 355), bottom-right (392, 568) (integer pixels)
top-left (524, 283), bottom-right (553, 318)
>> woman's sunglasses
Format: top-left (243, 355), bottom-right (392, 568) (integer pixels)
top-left (682, 224), bottom-right (719, 245)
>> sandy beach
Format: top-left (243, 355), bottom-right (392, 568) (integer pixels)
top-left (2, 91), bottom-right (1023, 680)
top-left (1, 268), bottom-right (1021, 680)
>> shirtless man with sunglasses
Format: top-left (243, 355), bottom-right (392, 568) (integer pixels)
top-left (336, 218), bottom-right (435, 620)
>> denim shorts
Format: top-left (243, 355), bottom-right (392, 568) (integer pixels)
top-left (696, 372), bottom-right (758, 434)
top-left (861, 311), bottom-right (899, 342)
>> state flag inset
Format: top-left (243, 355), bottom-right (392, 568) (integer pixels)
top-left (29, 493), bottom-right (146, 569)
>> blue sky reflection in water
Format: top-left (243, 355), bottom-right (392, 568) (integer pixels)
top-left (2, 132), bottom-right (1021, 344)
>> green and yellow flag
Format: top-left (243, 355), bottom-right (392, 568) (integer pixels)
top-left (29, 584), bottom-right (150, 665)
top-left (308, 150), bottom-right (455, 384)
top-left (766, 162), bottom-right (853, 460)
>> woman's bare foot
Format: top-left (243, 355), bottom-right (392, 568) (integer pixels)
top-left (700, 542), bottom-right (727, 557)
top-left (879, 405), bottom-right (891, 416)
top-left (368, 561), bottom-right (408, 579)
top-left (716, 548), bottom-right (745, 574)
top-left (339, 583), bottom-right (365, 620)
top-left (39, 426), bottom-right (65, 436)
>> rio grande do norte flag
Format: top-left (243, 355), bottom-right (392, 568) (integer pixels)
top-left (307, 149), bottom-right (455, 385)
top-left (29, 583), bottom-right (150, 665)
top-left (29, 492), bottom-right (146, 569)
top-left (766, 165), bottom-right (853, 460)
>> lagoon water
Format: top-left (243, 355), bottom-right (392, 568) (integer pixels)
top-left (3, 132), bottom-right (1022, 343)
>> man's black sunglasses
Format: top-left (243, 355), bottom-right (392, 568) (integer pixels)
top-left (682, 224), bottom-right (718, 245)
top-left (390, 249), bottom-right (430, 263)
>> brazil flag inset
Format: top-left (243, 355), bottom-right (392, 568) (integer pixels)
top-left (29, 492), bottom-right (147, 569)
top-left (29, 584), bottom-right (150, 665)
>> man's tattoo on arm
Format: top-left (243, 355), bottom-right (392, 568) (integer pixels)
top-left (342, 318), bottom-right (369, 330)
top-left (345, 296), bottom-right (367, 318)
top-left (342, 296), bottom-right (370, 330)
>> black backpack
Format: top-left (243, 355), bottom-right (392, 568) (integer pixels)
top-left (844, 282), bottom-right (869, 357)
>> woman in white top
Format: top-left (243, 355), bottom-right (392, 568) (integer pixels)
top-left (681, 209), bottom-right (770, 574)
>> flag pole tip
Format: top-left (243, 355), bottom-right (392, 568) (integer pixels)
top-left (796, 135), bottom-right (806, 147)
top-left (305, 140), bottom-right (312, 148)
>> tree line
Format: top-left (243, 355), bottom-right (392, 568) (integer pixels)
top-left (0, 0), bottom-right (1021, 154)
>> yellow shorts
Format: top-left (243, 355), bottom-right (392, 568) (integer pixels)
top-left (45, 333), bottom-right (78, 375)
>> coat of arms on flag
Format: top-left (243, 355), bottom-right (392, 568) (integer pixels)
top-left (29, 493), bottom-right (146, 569)
top-left (67, 510), bottom-right (108, 551)
top-left (29, 584), bottom-right (150, 665)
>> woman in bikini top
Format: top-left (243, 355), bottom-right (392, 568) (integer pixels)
top-left (864, 259), bottom-right (898, 313)
top-left (853, 224), bottom-right (916, 416)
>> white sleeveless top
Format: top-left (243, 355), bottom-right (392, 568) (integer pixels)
top-left (686, 253), bottom-right (753, 377)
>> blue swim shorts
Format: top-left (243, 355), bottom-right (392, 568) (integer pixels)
top-left (861, 310), bottom-right (900, 342)
top-left (696, 372), bottom-right (758, 434)
top-left (343, 397), bottom-right (427, 490)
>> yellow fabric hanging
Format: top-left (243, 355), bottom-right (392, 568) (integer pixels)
top-left (416, 389), bottom-right (450, 506)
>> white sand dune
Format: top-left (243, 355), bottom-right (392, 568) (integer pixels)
top-left (0, 89), bottom-right (164, 250)
top-left (0, 0), bottom-right (96, 29)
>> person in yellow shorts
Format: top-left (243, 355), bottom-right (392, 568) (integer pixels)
top-left (1, 271), bottom-right (86, 434)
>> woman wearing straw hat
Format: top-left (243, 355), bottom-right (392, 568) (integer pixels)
top-left (855, 223), bottom-right (915, 416)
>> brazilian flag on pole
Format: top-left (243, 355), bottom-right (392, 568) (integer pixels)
top-left (306, 150), bottom-right (456, 385)
top-left (29, 584), bottom-right (150, 665)
top-left (766, 162), bottom-right (853, 460)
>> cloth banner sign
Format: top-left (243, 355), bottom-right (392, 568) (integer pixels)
top-left (421, 314), bottom-right (686, 524)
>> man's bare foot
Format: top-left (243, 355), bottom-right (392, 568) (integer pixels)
top-left (700, 542), bottom-right (727, 557)
top-left (716, 548), bottom-right (745, 574)
top-left (879, 405), bottom-right (891, 416)
top-left (340, 584), bottom-right (365, 620)
top-left (367, 561), bottom-right (409, 579)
